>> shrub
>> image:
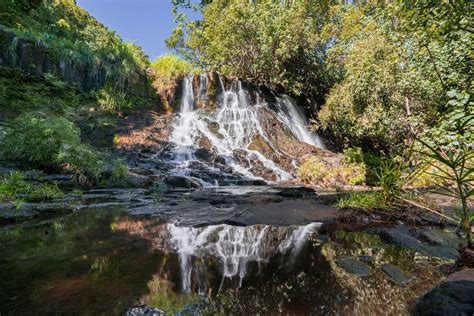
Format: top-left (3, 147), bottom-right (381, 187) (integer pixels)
top-left (96, 87), bottom-right (132, 112)
top-left (110, 159), bottom-right (128, 182)
top-left (343, 147), bottom-right (364, 164)
top-left (150, 54), bottom-right (194, 111)
top-left (56, 144), bottom-right (103, 184)
top-left (151, 54), bottom-right (193, 81)
top-left (1, 111), bottom-right (103, 183)
top-left (298, 153), bottom-right (366, 187)
top-left (375, 159), bottom-right (404, 203)
top-left (1, 111), bottom-right (81, 169)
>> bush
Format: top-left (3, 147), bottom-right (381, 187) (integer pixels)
top-left (150, 54), bottom-right (194, 111)
top-left (0, 111), bottom-right (103, 183)
top-left (298, 153), bottom-right (366, 187)
top-left (375, 159), bottom-right (404, 203)
top-left (151, 55), bottom-right (193, 80)
top-left (56, 144), bottom-right (103, 184)
top-left (1, 111), bottom-right (81, 169)
top-left (110, 159), bottom-right (128, 182)
top-left (343, 147), bottom-right (364, 164)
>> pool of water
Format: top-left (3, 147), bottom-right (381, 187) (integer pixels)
top-left (0, 202), bottom-right (451, 315)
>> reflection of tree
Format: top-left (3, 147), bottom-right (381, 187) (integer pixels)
top-left (146, 275), bottom-right (198, 314)
top-left (0, 208), bottom-right (164, 314)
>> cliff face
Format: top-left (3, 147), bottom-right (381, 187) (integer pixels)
top-left (0, 0), bottom-right (153, 97)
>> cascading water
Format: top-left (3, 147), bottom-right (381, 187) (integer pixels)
top-left (167, 222), bottom-right (321, 293)
top-left (275, 95), bottom-right (326, 149)
top-left (167, 74), bottom-right (325, 184)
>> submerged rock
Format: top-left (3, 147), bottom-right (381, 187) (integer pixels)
top-left (366, 226), bottom-right (461, 259)
top-left (381, 264), bottom-right (407, 284)
top-left (125, 306), bottom-right (165, 316)
top-left (414, 269), bottom-right (474, 315)
top-left (336, 257), bottom-right (371, 276)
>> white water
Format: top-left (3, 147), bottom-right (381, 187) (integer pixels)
top-left (167, 222), bottom-right (321, 293)
top-left (275, 95), bottom-right (326, 149)
top-left (168, 74), bottom-right (324, 182)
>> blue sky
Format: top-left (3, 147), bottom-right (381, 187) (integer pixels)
top-left (77, 0), bottom-right (199, 60)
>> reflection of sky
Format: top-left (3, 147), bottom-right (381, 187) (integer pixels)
top-left (76, 0), bottom-right (202, 60)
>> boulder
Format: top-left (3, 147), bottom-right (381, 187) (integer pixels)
top-left (127, 174), bottom-right (153, 188)
top-left (194, 147), bottom-right (213, 161)
top-left (414, 269), bottom-right (474, 315)
top-left (164, 175), bottom-right (202, 189)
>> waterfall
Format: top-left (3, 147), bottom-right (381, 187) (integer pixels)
top-left (169, 76), bottom-right (197, 162)
top-left (275, 95), bottom-right (325, 149)
top-left (167, 74), bottom-right (325, 183)
top-left (167, 222), bottom-right (321, 293)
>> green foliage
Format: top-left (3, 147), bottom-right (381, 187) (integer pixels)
top-left (336, 191), bottom-right (388, 210)
top-left (169, 0), bottom-right (332, 99)
top-left (55, 143), bottom-right (103, 184)
top-left (151, 54), bottom-right (193, 80)
top-left (343, 147), bottom-right (364, 165)
top-left (0, 111), bottom-right (103, 183)
top-left (110, 159), bottom-right (128, 183)
top-left (0, 171), bottom-right (62, 204)
top-left (317, 2), bottom-right (442, 151)
top-left (150, 54), bottom-right (194, 111)
top-left (1, 111), bottom-right (81, 169)
top-left (299, 154), bottom-right (366, 187)
top-left (375, 160), bottom-right (404, 203)
top-left (0, 67), bottom-right (81, 118)
top-left (417, 139), bottom-right (473, 248)
top-left (415, 92), bottom-right (473, 248)
top-left (0, 0), bottom-right (43, 24)
top-left (2, 0), bottom-right (150, 95)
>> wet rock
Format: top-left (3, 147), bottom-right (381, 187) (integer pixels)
top-left (233, 199), bottom-right (337, 226)
top-left (45, 174), bottom-right (73, 182)
top-left (125, 305), bottom-right (165, 316)
top-left (366, 226), bottom-right (461, 259)
top-left (214, 155), bottom-right (227, 165)
top-left (23, 170), bottom-right (46, 180)
top-left (130, 167), bottom-right (155, 176)
top-left (235, 179), bottom-right (267, 186)
top-left (164, 175), bottom-right (202, 189)
top-left (457, 247), bottom-right (474, 268)
top-left (381, 264), bottom-right (407, 284)
top-left (277, 187), bottom-right (316, 198)
top-left (336, 257), bottom-right (370, 276)
top-left (359, 255), bottom-right (373, 263)
top-left (414, 269), bottom-right (474, 315)
top-left (127, 174), bottom-right (153, 188)
top-left (0, 166), bottom-right (16, 175)
top-left (195, 148), bottom-right (213, 161)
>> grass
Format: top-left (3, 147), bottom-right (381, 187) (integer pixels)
top-left (0, 171), bottom-right (63, 205)
top-left (336, 191), bottom-right (388, 210)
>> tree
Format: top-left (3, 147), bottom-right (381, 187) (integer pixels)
top-left (167, 0), bottom-right (334, 101)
